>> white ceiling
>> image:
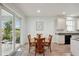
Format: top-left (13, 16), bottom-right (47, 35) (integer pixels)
top-left (4, 3), bottom-right (79, 17)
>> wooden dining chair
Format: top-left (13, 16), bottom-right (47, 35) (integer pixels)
top-left (35, 38), bottom-right (45, 56)
top-left (45, 34), bottom-right (52, 52)
top-left (37, 33), bottom-right (42, 38)
top-left (28, 34), bottom-right (36, 53)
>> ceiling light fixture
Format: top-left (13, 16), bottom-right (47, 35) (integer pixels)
top-left (36, 10), bottom-right (40, 13)
top-left (62, 12), bottom-right (66, 15)
top-left (67, 17), bottom-right (72, 20)
top-left (70, 14), bottom-right (76, 17)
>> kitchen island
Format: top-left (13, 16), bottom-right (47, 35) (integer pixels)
top-left (71, 37), bottom-right (79, 56)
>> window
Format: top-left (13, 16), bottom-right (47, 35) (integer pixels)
top-left (66, 17), bottom-right (75, 31)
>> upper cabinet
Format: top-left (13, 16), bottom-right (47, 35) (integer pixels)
top-left (56, 17), bottom-right (66, 31)
top-left (76, 18), bottom-right (79, 30)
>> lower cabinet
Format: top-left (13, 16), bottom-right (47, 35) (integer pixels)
top-left (71, 39), bottom-right (79, 56)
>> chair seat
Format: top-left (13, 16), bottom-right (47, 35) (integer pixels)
top-left (44, 42), bottom-right (50, 46)
top-left (36, 49), bottom-right (44, 53)
top-left (30, 42), bottom-right (36, 46)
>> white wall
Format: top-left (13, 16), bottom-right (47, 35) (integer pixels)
top-left (22, 16), bottom-right (58, 42)
top-left (20, 17), bottom-right (28, 45)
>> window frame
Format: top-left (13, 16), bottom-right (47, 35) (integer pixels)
top-left (66, 17), bottom-right (76, 31)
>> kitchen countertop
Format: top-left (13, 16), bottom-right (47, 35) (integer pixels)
top-left (71, 37), bottom-right (79, 41)
top-left (56, 32), bottom-right (79, 35)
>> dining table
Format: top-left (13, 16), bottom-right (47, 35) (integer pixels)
top-left (31, 36), bottom-right (49, 43)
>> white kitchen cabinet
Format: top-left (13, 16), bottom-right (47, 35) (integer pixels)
top-left (55, 35), bottom-right (65, 44)
top-left (76, 19), bottom-right (79, 30)
top-left (58, 35), bottom-right (65, 44)
top-left (56, 17), bottom-right (66, 31)
top-left (71, 39), bottom-right (79, 56)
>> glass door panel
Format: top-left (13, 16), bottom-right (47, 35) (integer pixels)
top-left (1, 9), bottom-right (13, 55)
top-left (15, 17), bottom-right (21, 49)
top-left (0, 20), bottom-right (2, 56)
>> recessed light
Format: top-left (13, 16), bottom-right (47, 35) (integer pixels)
top-left (70, 14), bottom-right (76, 17)
top-left (36, 10), bottom-right (40, 13)
top-left (62, 12), bottom-right (66, 15)
top-left (67, 17), bottom-right (72, 20)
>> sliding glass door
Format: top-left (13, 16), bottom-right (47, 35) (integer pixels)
top-left (0, 5), bottom-right (21, 56)
top-left (1, 9), bottom-right (13, 55)
top-left (15, 17), bottom-right (21, 49)
top-left (0, 16), bottom-right (2, 56)
top-left (0, 6), bottom-right (2, 56)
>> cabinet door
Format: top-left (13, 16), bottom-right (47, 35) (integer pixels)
top-left (76, 19), bottom-right (79, 30)
top-left (56, 17), bottom-right (66, 31)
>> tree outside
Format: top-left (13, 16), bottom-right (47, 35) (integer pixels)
top-left (2, 20), bottom-right (20, 43)
top-left (3, 20), bottom-right (12, 41)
